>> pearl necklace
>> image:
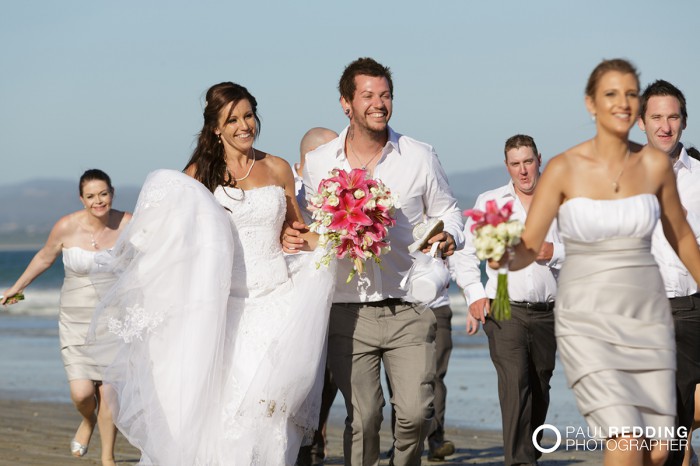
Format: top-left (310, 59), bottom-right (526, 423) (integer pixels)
top-left (226, 149), bottom-right (256, 182)
top-left (348, 140), bottom-right (383, 170)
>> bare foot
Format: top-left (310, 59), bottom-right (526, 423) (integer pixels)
top-left (101, 458), bottom-right (117, 466)
top-left (71, 413), bottom-right (97, 457)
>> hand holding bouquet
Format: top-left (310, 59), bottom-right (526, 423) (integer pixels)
top-left (0, 292), bottom-right (25, 306)
top-left (309, 168), bottom-right (396, 283)
top-left (464, 199), bottom-right (524, 320)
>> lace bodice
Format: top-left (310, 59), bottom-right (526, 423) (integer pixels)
top-left (214, 185), bottom-right (289, 297)
top-left (557, 194), bottom-right (659, 242)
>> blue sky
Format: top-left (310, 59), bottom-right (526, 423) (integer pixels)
top-left (2, 0), bottom-right (699, 187)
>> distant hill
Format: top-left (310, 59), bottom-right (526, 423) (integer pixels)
top-left (0, 166), bottom-right (507, 247)
top-left (448, 165), bottom-right (508, 211)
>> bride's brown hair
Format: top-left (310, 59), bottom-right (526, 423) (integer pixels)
top-left (184, 82), bottom-right (261, 192)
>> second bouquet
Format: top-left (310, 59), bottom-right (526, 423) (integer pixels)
top-left (464, 199), bottom-right (524, 320)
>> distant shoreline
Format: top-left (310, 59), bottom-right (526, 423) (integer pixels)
top-left (0, 244), bottom-right (41, 252)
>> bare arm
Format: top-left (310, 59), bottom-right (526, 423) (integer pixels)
top-left (1, 218), bottom-right (67, 305)
top-left (276, 158), bottom-right (318, 251)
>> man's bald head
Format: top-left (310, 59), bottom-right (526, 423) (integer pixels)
top-left (299, 127), bottom-right (338, 169)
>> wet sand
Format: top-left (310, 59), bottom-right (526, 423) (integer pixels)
top-left (0, 313), bottom-right (609, 465)
top-left (0, 399), bottom-right (604, 465)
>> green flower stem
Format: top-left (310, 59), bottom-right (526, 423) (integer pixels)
top-left (491, 272), bottom-right (511, 321)
top-left (2, 292), bottom-right (25, 305)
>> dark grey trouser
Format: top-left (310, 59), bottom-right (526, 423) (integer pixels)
top-left (665, 294), bottom-right (700, 466)
top-left (328, 300), bottom-right (436, 466)
top-left (428, 304), bottom-right (453, 445)
top-left (484, 304), bottom-right (556, 466)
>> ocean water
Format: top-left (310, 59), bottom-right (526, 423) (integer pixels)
top-left (0, 249), bottom-right (592, 433)
top-left (0, 249), bottom-right (65, 316)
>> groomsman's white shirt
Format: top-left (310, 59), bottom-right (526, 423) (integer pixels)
top-left (451, 181), bottom-right (564, 305)
top-left (652, 146), bottom-right (700, 297)
top-left (303, 125), bottom-right (464, 303)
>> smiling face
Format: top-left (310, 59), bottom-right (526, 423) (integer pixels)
top-left (505, 145), bottom-right (541, 196)
top-left (638, 94), bottom-right (686, 157)
top-left (80, 180), bottom-right (113, 218)
top-left (586, 71), bottom-right (640, 137)
top-left (215, 98), bottom-right (256, 155)
top-left (342, 75), bottom-right (393, 135)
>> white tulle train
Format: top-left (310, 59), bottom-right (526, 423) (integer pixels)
top-left (88, 170), bottom-right (336, 465)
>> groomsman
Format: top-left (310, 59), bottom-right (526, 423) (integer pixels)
top-left (284, 57), bottom-right (464, 466)
top-left (451, 134), bottom-right (563, 466)
top-left (638, 80), bottom-right (700, 466)
top-left (294, 127), bottom-right (338, 466)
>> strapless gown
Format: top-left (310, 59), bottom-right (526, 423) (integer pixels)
top-left (89, 170), bottom-right (336, 465)
top-left (60, 247), bottom-right (106, 380)
top-left (556, 194), bottom-right (676, 438)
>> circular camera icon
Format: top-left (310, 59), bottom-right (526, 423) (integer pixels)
top-left (532, 424), bottom-right (561, 454)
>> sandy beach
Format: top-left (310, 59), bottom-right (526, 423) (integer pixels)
top-left (0, 312), bottom-right (611, 465)
top-left (4, 302), bottom-right (691, 465)
top-left (0, 399), bottom-right (606, 465)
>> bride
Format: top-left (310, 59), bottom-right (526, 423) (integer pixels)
top-left (89, 82), bottom-right (335, 465)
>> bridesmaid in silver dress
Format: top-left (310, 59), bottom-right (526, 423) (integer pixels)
top-left (493, 59), bottom-right (700, 466)
top-left (1, 169), bottom-right (131, 466)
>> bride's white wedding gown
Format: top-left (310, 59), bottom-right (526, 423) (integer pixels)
top-left (88, 170), bottom-right (336, 465)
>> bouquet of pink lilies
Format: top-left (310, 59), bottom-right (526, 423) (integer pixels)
top-left (309, 168), bottom-right (396, 283)
top-left (464, 199), bottom-right (524, 320)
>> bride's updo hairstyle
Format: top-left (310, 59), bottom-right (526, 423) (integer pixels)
top-left (79, 168), bottom-right (113, 196)
top-left (585, 58), bottom-right (640, 99)
top-left (185, 82), bottom-right (261, 192)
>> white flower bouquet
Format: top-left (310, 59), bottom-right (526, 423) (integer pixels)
top-left (464, 200), bottom-right (524, 320)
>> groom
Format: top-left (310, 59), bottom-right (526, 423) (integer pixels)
top-left (283, 57), bottom-right (464, 465)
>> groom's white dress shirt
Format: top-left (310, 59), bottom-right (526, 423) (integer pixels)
top-left (303, 125), bottom-right (464, 303)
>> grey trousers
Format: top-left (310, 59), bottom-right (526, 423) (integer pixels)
top-left (386, 304), bottom-right (453, 446)
top-left (483, 304), bottom-right (556, 466)
top-left (328, 300), bottom-right (437, 466)
top-left (428, 304), bottom-right (453, 444)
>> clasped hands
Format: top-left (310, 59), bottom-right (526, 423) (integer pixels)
top-left (281, 221), bottom-right (308, 253)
